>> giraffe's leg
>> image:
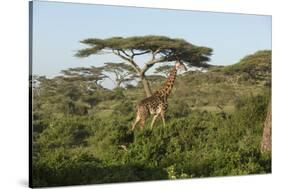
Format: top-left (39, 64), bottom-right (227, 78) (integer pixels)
top-left (131, 115), bottom-right (140, 130)
top-left (140, 118), bottom-right (146, 130)
top-left (160, 111), bottom-right (166, 128)
top-left (150, 114), bottom-right (159, 129)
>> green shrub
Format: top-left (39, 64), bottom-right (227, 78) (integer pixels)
top-left (32, 52), bottom-right (271, 186)
top-left (167, 99), bottom-right (191, 119)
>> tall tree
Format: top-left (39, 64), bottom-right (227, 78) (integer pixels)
top-left (103, 62), bottom-right (137, 88)
top-left (75, 35), bottom-right (212, 97)
top-left (60, 66), bottom-right (108, 90)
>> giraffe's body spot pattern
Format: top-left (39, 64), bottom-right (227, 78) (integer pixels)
top-left (131, 96), bottom-right (167, 130)
top-left (140, 95), bottom-right (168, 115)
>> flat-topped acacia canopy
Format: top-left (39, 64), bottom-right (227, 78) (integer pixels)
top-left (75, 35), bottom-right (213, 97)
top-left (76, 36), bottom-right (212, 66)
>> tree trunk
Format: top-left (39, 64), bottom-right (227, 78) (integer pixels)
top-left (141, 76), bottom-right (152, 97)
top-left (116, 80), bottom-right (122, 88)
top-left (94, 81), bottom-right (101, 90)
top-left (261, 99), bottom-right (272, 153)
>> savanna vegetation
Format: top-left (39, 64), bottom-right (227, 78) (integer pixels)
top-left (31, 35), bottom-right (271, 187)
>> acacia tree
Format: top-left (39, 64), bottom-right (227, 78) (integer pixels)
top-left (103, 62), bottom-right (137, 88)
top-left (154, 65), bottom-right (174, 77)
top-left (60, 66), bottom-right (108, 90)
top-left (75, 35), bottom-right (212, 97)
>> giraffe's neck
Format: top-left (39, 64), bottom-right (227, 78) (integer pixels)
top-left (154, 65), bottom-right (178, 98)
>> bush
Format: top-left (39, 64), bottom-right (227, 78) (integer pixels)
top-left (33, 92), bottom-right (271, 187)
top-left (113, 100), bottom-right (135, 117)
top-left (167, 99), bottom-right (191, 119)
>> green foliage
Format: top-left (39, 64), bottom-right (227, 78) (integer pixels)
top-left (112, 87), bottom-right (125, 100)
top-left (113, 99), bottom-right (134, 116)
top-left (220, 50), bottom-right (271, 84)
top-left (166, 99), bottom-right (191, 119)
top-left (32, 91), bottom-right (271, 187)
top-left (76, 35), bottom-right (213, 67)
top-left (32, 50), bottom-right (271, 187)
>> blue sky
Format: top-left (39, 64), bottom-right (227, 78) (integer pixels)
top-left (32, 1), bottom-right (271, 85)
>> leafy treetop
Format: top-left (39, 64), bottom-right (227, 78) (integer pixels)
top-left (76, 35), bottom-right (213, 68)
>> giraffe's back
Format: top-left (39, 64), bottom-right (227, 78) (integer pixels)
top-left (138, 95), bottom-right (167, 115)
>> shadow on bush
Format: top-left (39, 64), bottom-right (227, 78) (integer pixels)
top-left (32, 155), bottom-right (168, 187)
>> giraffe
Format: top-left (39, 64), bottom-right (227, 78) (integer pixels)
top-left (131, 61), bottom-right (187, 130)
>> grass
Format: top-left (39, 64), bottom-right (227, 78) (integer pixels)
top-left (194, 105), bottom-right (235, 113)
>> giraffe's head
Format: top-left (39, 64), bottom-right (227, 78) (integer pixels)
top-left (175, 61), bottom-right (187, 72)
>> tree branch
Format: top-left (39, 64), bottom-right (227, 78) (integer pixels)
top-left (123, 72), bottom-right (131, 78)
top-left (112, 50), bottom-right (142, 74)
top-left (154, 48), bottom-right (162, 55)
top-left (132, 50), bottom-right (151, 57)
top-left (140, 49), bottom-right (166, 76)
top-left (112, 50), bottom-right (131, 62)
top-left (148, 56), bottom-right (167, 65)
top-left (120, 49), bottom-right (132, 60)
